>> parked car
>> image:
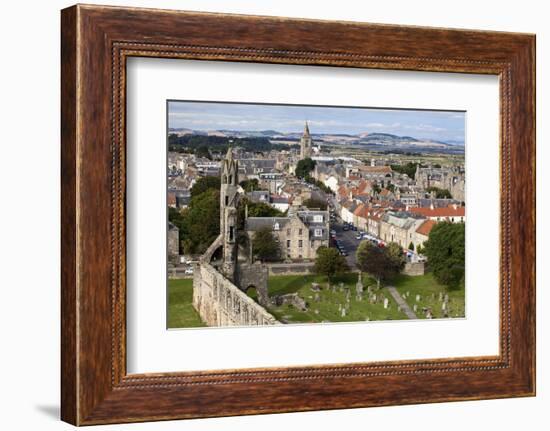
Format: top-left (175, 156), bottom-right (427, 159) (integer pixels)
top-left (342, 225), bottom-right (349, 231)
top-left (355, 234), bottom-right (362, 240)
top-left (330, 229), bottom-right (336, 235)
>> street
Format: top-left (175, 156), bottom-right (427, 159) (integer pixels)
top-left (330, 216), bottom-right (361, 269)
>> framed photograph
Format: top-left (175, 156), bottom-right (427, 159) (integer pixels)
top-left (61, 4), bottom-right (536, 425)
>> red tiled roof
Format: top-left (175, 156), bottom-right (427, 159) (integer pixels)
top-left (410, 205), bottom-right (465, 218)
top-left (416, 219), bottom-right (436, 236)
top-left (358, 165), bottom-right (393, 174)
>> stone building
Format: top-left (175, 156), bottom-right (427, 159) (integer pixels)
top-left (245, 209), bottom-right (329, 261)
top-left (167, 222), bottom-right (180, 263)
top-left (379, 212), bottom-right (426, 250)
top-left (415, 165), bottom-right (465, 202)
top-left (300, 121), bottom-right (313, 159)
top-left (192, 148), bottom-right (277, 327)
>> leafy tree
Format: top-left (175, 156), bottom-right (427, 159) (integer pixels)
top-left (295, 157), bottom-right (316, 179)
top-left (190, 176), bottom-right (221, 198)
top-left (252, 226), bottom-right (280, 262)
top-left (416, 243), bottom-right (425, 255)
top-left (239, 178), bottom-right (260, 192)
top-left (408, 241), bottom-right (415, 251)
top-left (356, 241), bottom-right (405, 288)
top-left (423, 222), bottom-right (465, 289)
top-left (303, 198), bottom-right (327, 210)
top-left (179, 189), bottom-right (220, 254)
top-left (426, 186), bottom-right (453, 199)
top-left (372, 183), bottom-right (382, 194)
top-left (390, 162), bottom-right (420, 180)
top-left (169, 134), bottom-right (298, 153)
top-left (386, 182), bottom-right (396, 192)
top-left (314, 246), bottom-right (349, 281)
top-left (195, 145), bottom-right (211, 159)
top-left (386, 242), bottom-right (406, 269)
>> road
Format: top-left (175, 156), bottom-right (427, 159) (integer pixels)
top-left (330, 217), bottom-right (361, 269)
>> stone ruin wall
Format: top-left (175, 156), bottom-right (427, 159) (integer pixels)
top-left (193, 262), bottom-right (280, 327)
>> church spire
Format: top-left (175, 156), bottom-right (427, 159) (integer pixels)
top-left (303, 121), bottom-right (310, 137)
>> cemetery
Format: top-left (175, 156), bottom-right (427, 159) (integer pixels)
top-left (168, 272), bottom-right (465, 328)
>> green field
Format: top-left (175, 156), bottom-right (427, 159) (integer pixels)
top-left (391, 273), bottom-right (465, 319)
top-left (167, 273), bottom-right (465, 329)
top-left (261, 273), bottom-right (408, 323)
top-left (167, 278), bottom-right (206, 329)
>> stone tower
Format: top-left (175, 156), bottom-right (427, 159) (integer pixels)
top-left (300, 121), bottom-right (312, 159)
top-left (220, 147), bottom-right (239, 281)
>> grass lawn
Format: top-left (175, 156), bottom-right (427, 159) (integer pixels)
top-left (390, 273), bottom-right (465, 319)
top-left (263, 273), bottom-right (408, 324)
top-left (167, 278), bottom-right (206, 329)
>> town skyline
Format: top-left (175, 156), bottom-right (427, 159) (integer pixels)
top-left (168, 101), bottom-right (466, 143)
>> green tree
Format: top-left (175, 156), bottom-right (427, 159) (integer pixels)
top-left (303, 198), bottom-right (327, 210)
top-left (295, 157), bottom-right (316, 179)
top-left (190, 176), bottom-right (221, 198)
top-left (180, 189), bottom-right (220, 254)
top-left (408, 241), bottom-right (415, 251)
top-left (195, 145), bottom-right (211, 159)
top-left (426, 186), bottom-right (453, 199)
top-left (423, 222), bottom-right (465, 289)
top-left (356, 241), bottom-right (404, 288)
top-left (239, 178), bottom-right (260, 192)
top-left (390, 162), bottom-right (420, 180)
top-left (314, 246), bottom-right (349, 282)
top-left (385, 242), bottom-right (407, 273)
top-left (252, 226), bottom-right (280, 262)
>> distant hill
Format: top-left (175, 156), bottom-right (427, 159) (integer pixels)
top-left (168, 127), bottom-right (464, 151)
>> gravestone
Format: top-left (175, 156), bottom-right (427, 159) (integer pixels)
top-left (415, 294), bottom-right (421, 302)
top-left (413, 304), bottom-right (418, 313)
top-left (341, 308), bottom-right (346, 317)
top-left (356, 272), bottom-right (364, 295)
top-left (383, 297), bottom-right (389, 309)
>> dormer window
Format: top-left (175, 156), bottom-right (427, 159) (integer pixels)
top-left (273, 222), bottom-right (280, 231)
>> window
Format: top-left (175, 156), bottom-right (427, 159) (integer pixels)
top-left (298, 228), bottom-right (303, 235)
top-left (229, 226), bottom-right (234, 241)
top-left (313, 215), bottom-right (323, 222)
top-left (299, 240), bottom-right (303, 248)
top-left (286, 240), bottom-right (291, 248)
top-left (274, 222), bottom-right (280, 231)
top-left (286, 229), bottom-right (291, 236)
top-left (314, 228), bottom-right (323, 237)
top-left (225, 195), bottom-right (229, 206)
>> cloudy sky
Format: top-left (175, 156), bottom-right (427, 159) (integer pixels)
top-left (168, 100), bottom-right (465, 143)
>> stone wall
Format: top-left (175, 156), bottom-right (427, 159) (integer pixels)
top-left (236, 262), bottom-right (269, 306)
top-left (402, 262), bottom-right (425, 276)
top-left (267, 262), bottom-right (315, 276)
top-left (193, 261), bottom-right (280, 327)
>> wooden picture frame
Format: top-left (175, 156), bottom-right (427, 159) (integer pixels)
top-left (61, 4), bottom-right (536, 425)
